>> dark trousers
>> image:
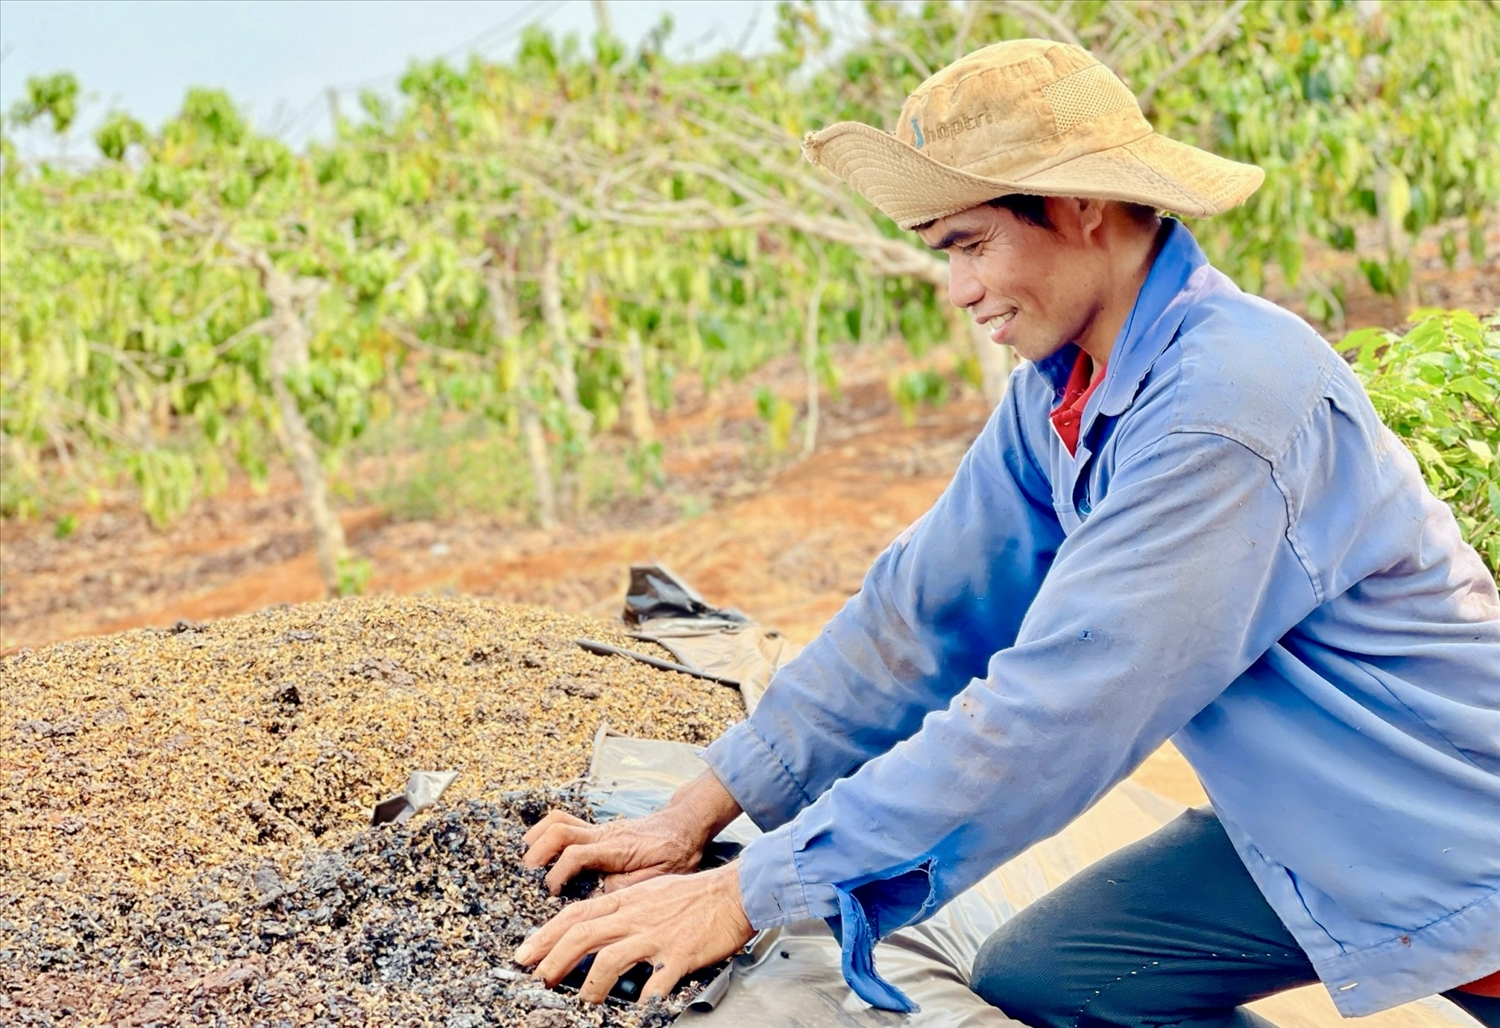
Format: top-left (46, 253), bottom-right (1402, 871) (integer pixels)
top-left (970, 807), bottom-right (1500, 1028)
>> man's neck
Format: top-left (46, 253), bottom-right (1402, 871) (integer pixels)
top-left (1076, 219), bottom-right (1172, 369)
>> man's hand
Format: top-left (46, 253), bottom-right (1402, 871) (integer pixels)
top-left (521, 771), bottom-right (742, 895)
top-left (512, 862), bottom-right (753, 1003)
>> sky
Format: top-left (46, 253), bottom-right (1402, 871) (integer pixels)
top-left (0, 0), bottom-right (869, 156)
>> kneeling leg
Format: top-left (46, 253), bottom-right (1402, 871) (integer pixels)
top-left (970, 807), bottom-right (1317, 1028)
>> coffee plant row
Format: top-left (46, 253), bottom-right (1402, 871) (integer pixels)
top-left (2, 0), bottom-right (1496, 588)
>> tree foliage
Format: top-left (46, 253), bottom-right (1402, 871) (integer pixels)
top-left (8, 72), bottom-right (81, 134)
top-left (2, 0), bottom-right (1497, 587)
top-left (1349, 310), bottom-right (1500, 574)
top-left (790, 0), bottom-right (1499, 319)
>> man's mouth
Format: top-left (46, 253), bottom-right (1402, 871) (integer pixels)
top-left (981, 308), bottom-right (1018, 343)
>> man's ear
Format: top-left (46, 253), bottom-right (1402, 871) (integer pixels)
top-left (1074, 197), bottom-right (1107, 240)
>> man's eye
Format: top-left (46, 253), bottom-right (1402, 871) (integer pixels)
top-left (960, 242), bottom-right (983, 256)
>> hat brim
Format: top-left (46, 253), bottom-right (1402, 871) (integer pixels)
top-left (803, 120), bottom-right (1265, 230)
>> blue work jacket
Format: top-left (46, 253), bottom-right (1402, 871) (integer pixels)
top-left (703, 221), bottom-right (1500, 1017)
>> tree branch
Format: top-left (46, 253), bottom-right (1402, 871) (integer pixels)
top-left (1136, 0), bottom-right (1250, 115)
top-left (997, 1), bottom-right (1085, 50)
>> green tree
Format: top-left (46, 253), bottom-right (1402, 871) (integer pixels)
top-left (4, 4), bottom-right (1497, 573)
top-left (8, 72), bottom-right (81, 134)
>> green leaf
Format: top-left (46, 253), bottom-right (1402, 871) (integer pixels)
top-left (401, 276), bottom-right (428, 319)
top-left (1448, 375), bottom-right (1496, 404)
top-left (1413, 438), bottom-right (1445, 466)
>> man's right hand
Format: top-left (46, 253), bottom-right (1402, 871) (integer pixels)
top-left (521, 770), bottom-right (743, 895)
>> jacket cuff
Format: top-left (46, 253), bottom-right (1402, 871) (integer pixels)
top-left (735, 828), bottom-right (920, 1012)
top-left (736, 822), bottom-right (837, 928)
top-left (701, 719), bottom-right (811, 833)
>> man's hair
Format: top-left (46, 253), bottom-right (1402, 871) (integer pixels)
top-left (912, 195), bottom-right (1159, 234)
top-left (986, 194), bottom-right (1160, 231)
top-left (988, 194), bottom-right (1053, 228)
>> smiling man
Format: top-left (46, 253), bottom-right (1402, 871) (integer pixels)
top-left (514, 39), bottom-right (1500, 1027)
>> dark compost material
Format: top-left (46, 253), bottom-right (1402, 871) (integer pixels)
top-left (3, 794), bottom-right (718, 1026)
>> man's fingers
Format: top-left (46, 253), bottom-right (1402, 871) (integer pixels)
top-left (521, 809), bottom-right (590, 846)
top-left (533, 913), bottom-right (625, 986)
top-left (512, 892), bottom-right (619, 968)
top-left (639, 958), bottom-right (685, 1002)
top-left (518, 866), bottom-right (748, 1009)
top-left (521, 821), bottom-right (596, 870)
top-left (545, 841), bottom-right (633, 895)
top-left (578, 941), bottom-right (655, 1004)
top-left (601, 866), bottom-right (663, 893)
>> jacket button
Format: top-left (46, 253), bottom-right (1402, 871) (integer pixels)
top-left (1077, 498), bottom-right (1092, 517)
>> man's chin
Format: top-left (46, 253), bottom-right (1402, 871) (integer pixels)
top-left (1008, 336), bottom-right (1069, 364)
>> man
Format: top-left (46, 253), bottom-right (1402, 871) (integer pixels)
top-left (514, 39), bottom-right (1500, 1027)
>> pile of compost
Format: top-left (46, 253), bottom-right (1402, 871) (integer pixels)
top-left (0, 595), bottom-right (745, 1025)
top-left (5, 795), bottom-right (716, 1026)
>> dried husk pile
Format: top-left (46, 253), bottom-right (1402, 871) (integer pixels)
top-left (0, 596), bottom-right (746, 1025)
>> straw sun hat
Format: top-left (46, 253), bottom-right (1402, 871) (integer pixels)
top-left (803, 39), bottom-right (1264, 230)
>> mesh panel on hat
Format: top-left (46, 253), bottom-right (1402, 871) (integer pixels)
top-left (1043, 63), bottom-right (1139, 133)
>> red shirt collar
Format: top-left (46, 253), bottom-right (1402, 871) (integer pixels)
top-left (1049, 350), bottom-right (1105, 456)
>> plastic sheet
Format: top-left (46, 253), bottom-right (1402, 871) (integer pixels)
top-left (371, 769), bottom-right (460, 825)
top-left (620, 564), bottom-right (801, 712)
top-left (623, 564), bottom-right (749, 629)
top-left (586, 726), bottom-right (759, 847)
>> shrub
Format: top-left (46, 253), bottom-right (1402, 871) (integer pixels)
top-left (1347, 310), bottom-right (1500, 577)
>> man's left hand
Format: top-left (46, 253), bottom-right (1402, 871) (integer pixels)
top-left (512, 862), bottom-right (754, 1003)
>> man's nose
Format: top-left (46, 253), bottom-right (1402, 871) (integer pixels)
top-left (947, 257), bottom-right (982, 310)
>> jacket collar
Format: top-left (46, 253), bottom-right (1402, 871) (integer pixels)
top-left (1034, 219), bottom-right (1208, 419)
